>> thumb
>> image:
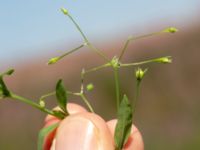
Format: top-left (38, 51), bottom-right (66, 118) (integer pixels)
top-left (54, 112), bottom-right (114, 150)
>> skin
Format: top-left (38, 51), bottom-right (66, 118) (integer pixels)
top-left (107, 120), bottom-right (144, 150)
top-left (44, 103), bottom-right (144, 150)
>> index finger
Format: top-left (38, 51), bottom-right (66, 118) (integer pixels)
top-left (45, 103), bottom-right (87, 127)
top-left (107, 119), bottom-right (144, 150)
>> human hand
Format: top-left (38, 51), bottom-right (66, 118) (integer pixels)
top-left (43, 103), bottom-right (144, 150)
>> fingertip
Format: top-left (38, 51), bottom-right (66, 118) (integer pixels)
top-left (44, 103), bottom-right (87, 126)
top-left (43, 103), bottom-right (88, 149)
top-left (107, 119), bottom-right (144, 150)
top-left (55, 112), bottom-right (114, 150)
top-left (66, 103), bottom-right (87, 114)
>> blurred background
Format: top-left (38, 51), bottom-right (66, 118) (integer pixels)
top-left (0, 0), bottom-right (200, 149)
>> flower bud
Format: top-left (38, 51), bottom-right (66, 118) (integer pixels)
top-left (61, 8), bottom-right (68, 15)
top-left (155, 56), bottom-right (172, 64)
top-left (135, 68), bottom-right (147, 81)
top-left (86, 83), bottom-right (94, 91)
top-left (162, 27), bottom-right (178, 33)
top-left (48, 57), bottom-right (59, 65)
top-left (39, 100), bottom-right (46, 108)
top-left (111, 56), bottom-right (120, 68)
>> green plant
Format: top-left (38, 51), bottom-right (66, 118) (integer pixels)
top-left (0, 7), bottom-right (178, 150)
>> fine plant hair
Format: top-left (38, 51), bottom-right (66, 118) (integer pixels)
top-left (0, 7), bottom-right (178, 150)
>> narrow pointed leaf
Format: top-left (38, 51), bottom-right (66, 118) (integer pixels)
top-left (0, 78), bottom-right (10, 98)
top-left (0, 69), bottom-right (14, 98)
top-left (4, 68), bottom-right (14, 76)
top-left (56, 79), bottom-right (68, 114)
top-left (114, 95), bottom-right (133, 150)
top-left (38, 123), bottom-right (59, 150)
top-left (52, 109), bottom-right (66, 119)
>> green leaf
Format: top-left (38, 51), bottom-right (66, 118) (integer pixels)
top-left (52, 109), bottom-right (66, 120)
top-left (56, 79), bottom-right (68, 114)
top-left (114, 95), bottom-right (133, 150)
top-left (2, 69), bottom-right (14, 76)
top-left (37, 123), bottom-right (59, 150)
top-left (0, 69), bottom-right (14, 98)
top-left (0, 78), bottom-right (10, 98)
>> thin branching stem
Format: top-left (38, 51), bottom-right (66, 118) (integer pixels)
top-left (113, 67), bottom-right (120, 111)
top-left (121, 60), bottom-right (154, 67)
top-left (48, 44), bottom-right (85, 64)
top-left (59, 44), bottom-right (85, 59)
top-left (86, 43), bottom-right (110, 62)
top-left (10, 93), bottom-right (63, 119)
top-left (84, 63), bottom-right (111, 74)
top-left (81, 69), bottom-right (85, 93)
top-left (67, 14), bottom-right (89, 42)
top-left (132, 81), bottom-right (141, 117)
top-left (76, 69), bottom-right (95, 113)
top-left (119, 36), bottom-right (132, 60)
top-left (39, 90), bottom-right (78, 102)
top-left (79, 93), bottom-right (94, 113)
top-left (39, 91), bottom-right (55, 102)
top-left (119, 31), bottom-right (165, 60)
top-left (120, 56), bottom-right (171, 67)
top-left (67, 13), bottom-right (109, 62)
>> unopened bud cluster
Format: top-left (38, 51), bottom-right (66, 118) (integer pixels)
top-left (111, 57), bottom-right (120, 69)
top-left (135, 68), bottom-right (147, 81)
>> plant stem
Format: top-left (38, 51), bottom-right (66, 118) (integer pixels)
top-left (121, 60), bottom-right (154, 67)
top-left (87, 43), bottom-right (110, 62)
top-left (80, 69), bottom-right (85, 93)
top-left (67, 14), bottom-right (89, 43)
top-left (10, 93), bottom-right (63, 119)
top-left (67, 13), bottom-right (109, 62)
top-left (119, 31), bottom-right (165, 60)
top-left (85, 63), bottom-right (111, 74)
top-left (121, 56), bottom-right (171, 67)
top-left (118, 36), bottom-right (132, 60)
top-left (40, 90), bottom-right (79, 101)
top-left (59, 44), bottom-right (85, 59)
top-left (132, 81), bottom-right (141, 116)
top-left (79, 93), bottom-right (94, 113)
top-left (39, 91), bottom-right (55, 101)
top-left (113, 67), bottom-right (120, 111)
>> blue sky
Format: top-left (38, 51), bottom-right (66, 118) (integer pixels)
top-left (0, 0), bottom-right (199, 68)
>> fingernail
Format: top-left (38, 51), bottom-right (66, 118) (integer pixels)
top-left (55, 115), bottom-right (100, 150)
